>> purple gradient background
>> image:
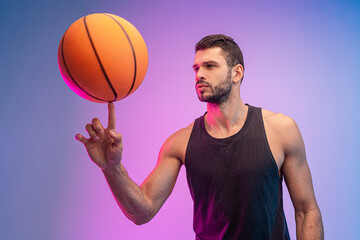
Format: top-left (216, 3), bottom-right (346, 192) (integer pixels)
top-left (1, 0), bottom-right (359, 239)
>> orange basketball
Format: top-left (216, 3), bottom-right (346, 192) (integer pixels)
top-left (58, 13), bottom-right (148, 103)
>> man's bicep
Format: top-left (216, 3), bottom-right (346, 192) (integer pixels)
top-left (282, 118), bottom-right (318, 214)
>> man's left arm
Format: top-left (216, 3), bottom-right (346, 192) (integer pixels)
top-left (280, 116), bottom-right (324, 240)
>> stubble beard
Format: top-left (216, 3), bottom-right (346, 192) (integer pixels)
top-left (197, 69), bottom-right (233, 105)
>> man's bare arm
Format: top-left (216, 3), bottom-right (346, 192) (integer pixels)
top-left (280, 116), bottom-right (324, 240)
top-left (76, 102), bottom-right (187, 225)
top-left (102, 130), bottom-right (184, 225)
top-left (102, 163), bottom-right (154, 225)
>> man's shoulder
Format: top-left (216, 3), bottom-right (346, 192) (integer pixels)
top-left (160, 122), bottom-right (194, 163)
top-left (262, 109), bottom-right (300, 140)
top-left (261, 108), bottom-right (297, 129)
top-left (169, 122), bottom-right (194, 142)
top-left (261, 107), bottom-right (302, 148)
top-left (162, 122), bottom-right (194, 148)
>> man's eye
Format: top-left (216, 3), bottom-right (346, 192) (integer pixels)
top-left (207, 64), bottom-right (214, 68)
top-left (193, 67), bottom-right (199, 72)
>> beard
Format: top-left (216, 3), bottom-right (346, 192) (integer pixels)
top-left (196, 69), bottom-right (232, 105)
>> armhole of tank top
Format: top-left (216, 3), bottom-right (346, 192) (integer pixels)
top-left (259, 108), bottom-right (281, 181)
top-left (184, 118), bottom-right (199, 167)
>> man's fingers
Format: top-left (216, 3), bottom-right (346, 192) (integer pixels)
top-left (86, 123), bottom-right (99, 141)
top-left (92, 118), bottom-right (105, 135)
top-left (75, 134), bottom-right (89, 145)
top-left (108, 102), bottom-right (116, 130)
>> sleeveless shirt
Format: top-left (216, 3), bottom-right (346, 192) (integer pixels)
top-left (185, 104), bottom-right (290, 240)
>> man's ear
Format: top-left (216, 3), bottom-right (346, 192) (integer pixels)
top-left (232, 64), bottom-right (244, 84)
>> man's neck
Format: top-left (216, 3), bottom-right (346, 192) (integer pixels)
top-left (205, 96), bottom-right (248, 134)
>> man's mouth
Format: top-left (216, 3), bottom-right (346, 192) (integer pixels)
top-left (196, 84), bottom-right (209, 89)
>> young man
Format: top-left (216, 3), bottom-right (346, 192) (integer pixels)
top-left (76, 34), bottom-right (324, 239)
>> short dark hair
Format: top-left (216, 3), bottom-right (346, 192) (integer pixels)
top-left (195, 34), bottom-right (244, 82)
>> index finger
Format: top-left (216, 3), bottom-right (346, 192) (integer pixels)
top-left (108, 102), bottom-right (116, 129)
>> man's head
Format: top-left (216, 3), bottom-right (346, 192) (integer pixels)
top-left (195, 34), bottom-right (244, 83)
top-left (193, 34), bottom-right (244, 105)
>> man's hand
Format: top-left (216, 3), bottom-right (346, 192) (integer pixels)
top-left (75, 102), bottom-right (123, 170)
top-left (75, 102), bottom-right (185, 225)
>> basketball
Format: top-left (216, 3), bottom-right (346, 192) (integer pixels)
top-left (58, 13), bottom-right (148, 103)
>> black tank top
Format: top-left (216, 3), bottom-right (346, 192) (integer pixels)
top-left (185, 104), bottom-right (290, 240)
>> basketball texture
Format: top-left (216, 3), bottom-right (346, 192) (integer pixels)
top-left (58, 13), bottom-right (148, 103)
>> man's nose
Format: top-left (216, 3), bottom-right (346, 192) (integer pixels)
top-left (196, 68), bottom-right (205, 82)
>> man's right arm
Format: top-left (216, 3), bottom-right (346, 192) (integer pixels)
top-left (76, 102), bottom-right (189, 225)
top-left (102, 129), bottom-right (184, 225)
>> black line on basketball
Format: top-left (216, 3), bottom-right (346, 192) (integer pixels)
top-left (83, 15), bottom-right (118, 102)
top-left (102, 13), bottom-right (137, 98)
top-left (61, 27), bottom-right (108, 102)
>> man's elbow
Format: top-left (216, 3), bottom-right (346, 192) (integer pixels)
top-left (131, 211), bottom-right (154, 225)
top-left (133, 216), bottom-right (152, 225)
top-left (295, 204), bottom-right (322, 218)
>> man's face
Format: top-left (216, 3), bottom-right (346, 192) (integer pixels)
top-left (193, 47), bottom-right (233, 104)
